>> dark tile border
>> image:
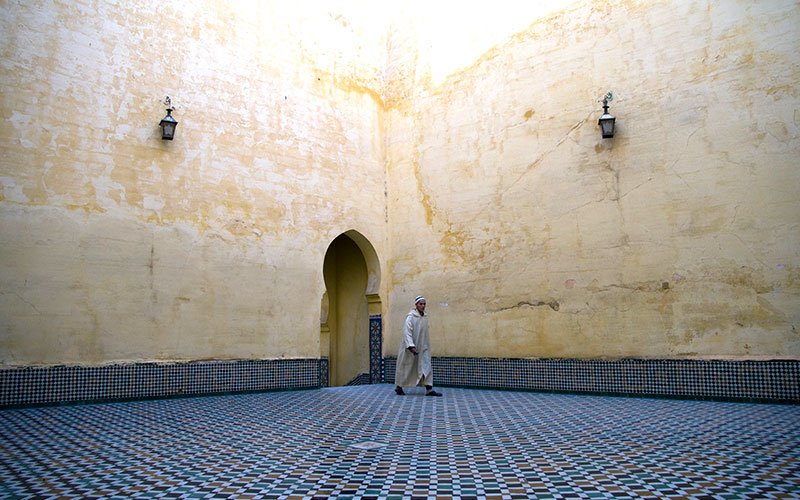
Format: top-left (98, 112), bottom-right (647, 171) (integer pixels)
top-left (0, 359), bottom-right (320, 409)
top-left (383, 357), bottom-right (800, 404)
top-left (6, 357), bottom-right (796, 408)
top-left (345, 372), bottom-right (371, 386)
top-left (319, 357), bottom-right (329, 388)
top-left (369, 315), bottom-right (383, 384)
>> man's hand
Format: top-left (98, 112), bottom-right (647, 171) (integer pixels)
top-left (408, 346), bottom-right (418, 356)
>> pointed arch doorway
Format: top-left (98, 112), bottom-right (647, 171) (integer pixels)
top-left (321, 230), bottom-right (382, 387)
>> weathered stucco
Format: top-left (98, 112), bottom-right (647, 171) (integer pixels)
top-left (1, 0), bottom-right (798, 367)
top-left (0, 0), bottom-right (387, 365)
top-left (384, 0), bottom-right (800, 360)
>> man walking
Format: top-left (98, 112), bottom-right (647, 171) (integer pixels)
top-left (394, 296), bottom-right (442, 396)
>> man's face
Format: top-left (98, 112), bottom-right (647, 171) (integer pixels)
top-left (416, 300), bottom-right (426, 313)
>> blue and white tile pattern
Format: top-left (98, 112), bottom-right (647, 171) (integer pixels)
top-left (0, 384), bottom-right (798, 499)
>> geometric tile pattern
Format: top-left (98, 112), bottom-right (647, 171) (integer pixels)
top-left (345, 373), bottom-right (372, 386)
top-left (0, 384), bottom-right (798, 499)
top-left (385, 357), bottom-right (800, 403)
top-left (369, 315), bottom-right (383, 384)
top-left (0, 359), bottom-right (320, 408)
top-left (319, 357), bottom-right (329, 388)
top-left (3, 356), bottom-right (798, 408)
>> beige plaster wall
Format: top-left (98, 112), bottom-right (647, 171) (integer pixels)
top-left (384, 0), bottom-right (800, 360)
top-left (2, 0), bottom-right (798, 367)
top-left (0, 0), bottom-right (387, 365)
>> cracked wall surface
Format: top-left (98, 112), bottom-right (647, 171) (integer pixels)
top-left (0, 0), bottom-right (388, 365)
top-left (1, 0), bottom-right (799, 366)
top-left (384, 0), bottom-right (800, 359)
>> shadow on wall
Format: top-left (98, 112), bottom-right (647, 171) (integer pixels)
top-left (322, 231), bottom-right (381, 386)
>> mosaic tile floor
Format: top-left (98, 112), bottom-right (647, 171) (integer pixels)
top-left (0, 385), bottom-right (798, 499)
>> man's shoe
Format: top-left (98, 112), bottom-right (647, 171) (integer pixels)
top-left (425, 390), bottom-right (442, 397)
top-left (395, 387), bottom-right (405, 395)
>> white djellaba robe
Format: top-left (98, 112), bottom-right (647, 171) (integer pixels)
top-left (394, 308), bottom-right (432, 387)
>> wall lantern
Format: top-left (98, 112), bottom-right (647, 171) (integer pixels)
top-left (598, 91), bottom-right (616, 139)
top-left (159, 96), bottom-right (178, 140)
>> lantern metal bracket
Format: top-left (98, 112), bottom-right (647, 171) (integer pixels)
top-left (598, 91), bottom-right (616, 139)
top-left (159, 96), bottom-right (178, 141)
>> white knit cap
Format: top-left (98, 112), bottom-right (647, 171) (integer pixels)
top-left (414, 296), bottom-right (425, 304)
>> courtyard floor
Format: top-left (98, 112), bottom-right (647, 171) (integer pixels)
top-left (0, 384), bottom-right (798, 499)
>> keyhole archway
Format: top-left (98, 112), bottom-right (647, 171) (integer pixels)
top-left (321, 230), bottom-right (382, 387)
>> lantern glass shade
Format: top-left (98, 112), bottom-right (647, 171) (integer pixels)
top-left (598, 113), bottom-right (615, 138)
top-left (160, 111), bottom-right (178, 140)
